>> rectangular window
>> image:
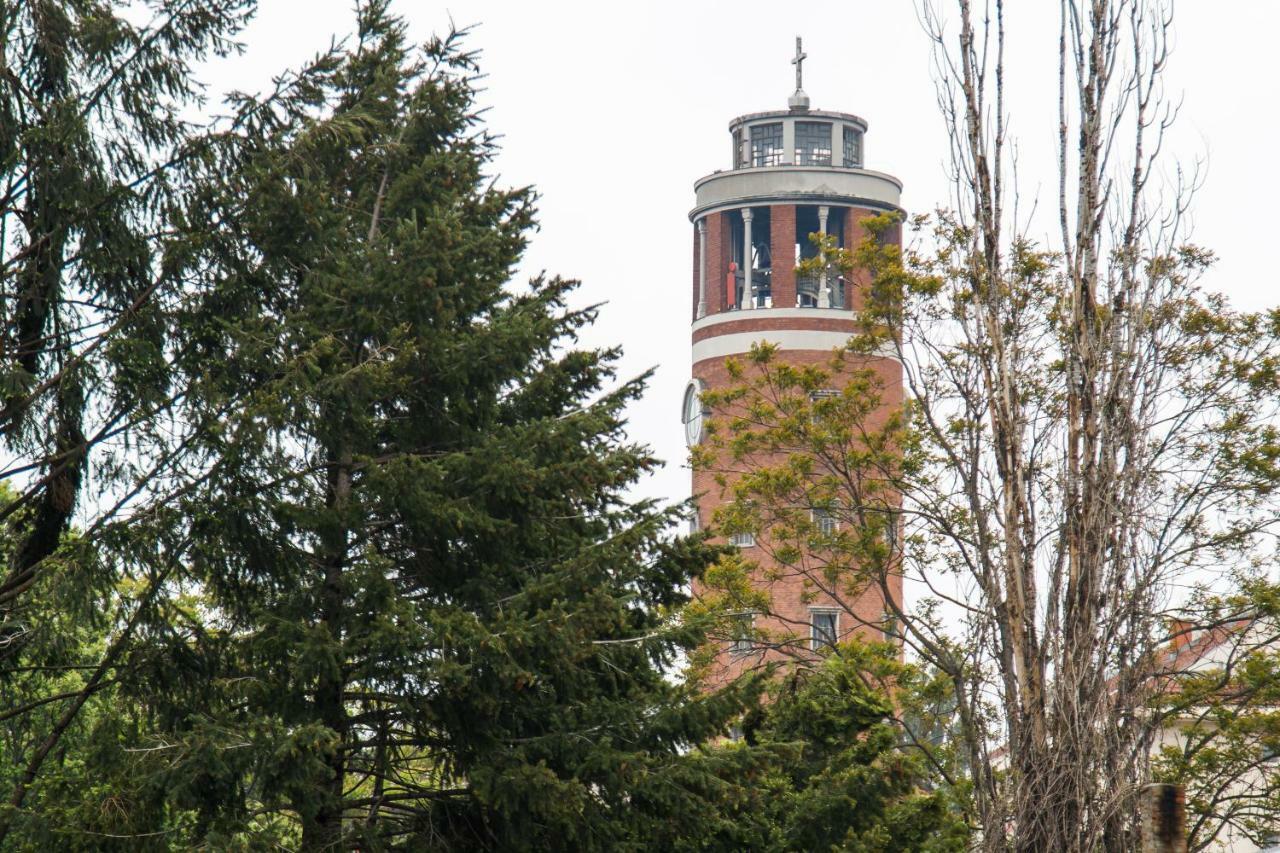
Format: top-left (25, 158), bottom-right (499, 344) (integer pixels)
top-left (732, 128), bottom-right (744, 168)
top-left (810, 610), bottom-right (838, 650)
top-left (729, 531), bottom-right (756, 547)
top-left (882, 610), bottom-right (899, 643)
top-left (795, 121), bottom-right (832, 166)
top-left (842, 126), bottom-right (863, 167)
top-left (884, 514), bottom-right (899, 554)
top-left (809, 389), bottom-right (839, 423)
top-left (812, 508), bottom-right (838, 535)
top-left (730, 613), bottom-right (754, 655)
top-left (750, 123), bottom-right (784, 167)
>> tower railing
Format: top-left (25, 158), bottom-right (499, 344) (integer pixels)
top-left (727, 270), bottom-right (849, 311)
top-left (796, 272), bottom-right (846, 309)
top-left (730, 268), bottom-right (772, 309)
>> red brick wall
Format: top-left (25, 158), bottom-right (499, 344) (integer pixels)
top-left (843, 206), bottom-right (871, 311)
top-left (704, 211), bottom-right (733, 315)
top-left (840, 205), bottom-right (900, 311)
top-left (691, 345), bottom-right (904, 685)
top-left (769, 204), bottom-right (796, 309)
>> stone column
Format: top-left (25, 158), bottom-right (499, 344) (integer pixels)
top-left (696, 218), bottom-right (708, 319)
top-left (817, 205), bottom-right (830, 308)
top-left (741, 208), bottom-right (754, 309)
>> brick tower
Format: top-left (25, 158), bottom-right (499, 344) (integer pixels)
top-left (682, 40), bottom-right (904, 674)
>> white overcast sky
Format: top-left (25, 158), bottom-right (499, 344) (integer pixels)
top-left (201, 1), bottom-right (1279, 512)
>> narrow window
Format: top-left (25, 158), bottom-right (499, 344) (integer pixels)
top-left (810, 609), bottom-right (839, 651)
top-left (884, 514), bottom-right (899, 554)
top-left (730, 613), bottom-right (754, 655)
top-left (882, 610), bottom-right (899, 643)
top-left (809, 388), bottom-right (839, 424)
top-left (842, 126), bottom-right (863, 167)
top-left (729, 531), bottom-right (756, 548)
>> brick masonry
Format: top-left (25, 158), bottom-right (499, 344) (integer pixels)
top-left (705, 211), bottom-right (731, 314)
top-left (843, 206), bottom-right (877, 311)
top-left (691, 346), bottom-right (904, 685)
top-left (769, 203), bottom-right (796, 308)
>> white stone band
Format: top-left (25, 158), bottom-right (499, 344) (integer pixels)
top-left (692, 329), bottom-right (900, 363)
top-left (692, 307), bottom-right (854, 335)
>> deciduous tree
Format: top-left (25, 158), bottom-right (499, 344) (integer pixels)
top-left (696, 2), bottom-right (1280, 849)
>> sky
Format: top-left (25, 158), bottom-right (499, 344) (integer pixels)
top-left (200, 1), bottom-right (1280, 512)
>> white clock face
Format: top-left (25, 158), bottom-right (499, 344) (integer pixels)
top-left (682, 380), bottom-right (705, 446)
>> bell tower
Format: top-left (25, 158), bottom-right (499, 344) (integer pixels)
top-left (683, 39), bottom-right (905, 670)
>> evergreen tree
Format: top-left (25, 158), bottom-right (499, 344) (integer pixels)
top-left (0, 0), bottom-right (255, 661)
top-left (115, 6), bottom-right (759, 848)
top-left (0, 0), bottom-right (280, 840)
top-left (738, 646), bottom-right (968, 853)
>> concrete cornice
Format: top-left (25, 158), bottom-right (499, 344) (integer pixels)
top-left (690, 166), bottom-right (903, 221)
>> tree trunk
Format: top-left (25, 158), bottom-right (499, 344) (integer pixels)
top-left (302, 446), bottom-right (352, 851)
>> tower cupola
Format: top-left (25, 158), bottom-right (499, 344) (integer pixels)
top-left (688, 38), bottom-right (902, 322)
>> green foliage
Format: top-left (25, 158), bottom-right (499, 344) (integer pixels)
top-left (699, 645), bottom-right (969, 853)
top-left (692, 338), bottom-right (907, 657)
top-left (21, 6), bottom-right (769, 850)
top-left (0, 0), bottom-right (280, 844)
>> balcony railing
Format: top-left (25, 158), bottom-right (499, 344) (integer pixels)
top-left (731, 268), bottom-right (772, 309)
top-left (726, 270), bottom-right (848, 311)
top-left (796, 273), bottom-right (846, 309)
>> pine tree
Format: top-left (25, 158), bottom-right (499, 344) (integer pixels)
top-left (0, 0), bottom-right (273, 841)
top-left (0, 0), bottom-right (256, 659)
top-left (114, 5), bottom-right (760, 848)
top-left (742, 646), bottom-right (969, 852)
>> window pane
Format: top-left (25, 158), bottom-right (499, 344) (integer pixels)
top-left (730, 531), bottom-right (756, 547)
top-left (731, 613), bottom-right (754, 654)
top-left (882, 610), bottom-right (899, 642)
top-left (750, 123), bottom-right (784, 167)
top-left (795, 121), bottom-right (832, 166)
top-left (843, 126), bottom-right (863, 167)
top-left (812, 508), bottom-right (838, 535)
top-left (811, 611), bottom-right (838, 650)
top-left (809, 389), bottom-right (839, 423)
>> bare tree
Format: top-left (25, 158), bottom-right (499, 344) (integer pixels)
top-left (695, 2), bottom-right (1280, 850)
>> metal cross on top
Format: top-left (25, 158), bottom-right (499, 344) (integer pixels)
top-left (792, 36), bottom-right (807, 92)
